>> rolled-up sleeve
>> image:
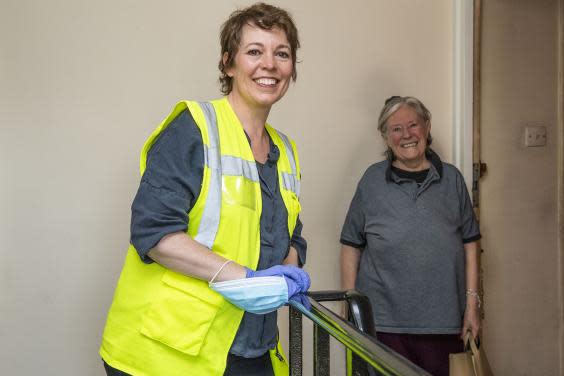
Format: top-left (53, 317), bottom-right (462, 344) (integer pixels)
top-left (340, 185), bottom-right (367, 249)
top-left (130, 109), bottom-right (204, 263)
top-left (456, 170), bottom-right (481, 244)
top-left (290, 216), bottom-right (307, 267)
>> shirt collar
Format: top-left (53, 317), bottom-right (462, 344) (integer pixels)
top-left (244, 131), bottom-right (280, 165)
top-left (385, 148), bottom-right (443, 182)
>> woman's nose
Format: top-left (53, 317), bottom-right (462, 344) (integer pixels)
top-left (401, 127), bottom-right (410, 138)
top-left (261, 53), bottom-right (275, 70)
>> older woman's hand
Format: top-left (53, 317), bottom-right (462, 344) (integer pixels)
top-left (461, 302), bottom-right (481, 339)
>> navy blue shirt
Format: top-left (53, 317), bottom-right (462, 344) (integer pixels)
top-left (130, 109), bottom-right (306, 357)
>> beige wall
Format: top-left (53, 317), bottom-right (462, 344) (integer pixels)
top-left (481, 0), bottom-right (562, 374)
top-left (1, 1), bottom-right (455, 375)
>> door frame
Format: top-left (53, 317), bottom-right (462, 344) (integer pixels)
top-left (453, 0), bottom-right (484, 315)
top-left (452, 0), bottom-right (475, 192)
top-left (558, 0), bottom-right (564, 373)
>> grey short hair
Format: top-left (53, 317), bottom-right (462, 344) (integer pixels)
top-left (377, 96), bottom-right (433, 160)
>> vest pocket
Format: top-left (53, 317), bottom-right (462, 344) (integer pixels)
top-left (222, 175), bottom-right (258, 211)
top-left (140, 271), bottom-right (221, 356)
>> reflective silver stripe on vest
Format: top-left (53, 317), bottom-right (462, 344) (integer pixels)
top-left (282, 173), bottom-right (299, 195)
top-left (203, 145), bottom-right (220, 171)
top-left (278, 131), bottom-right (300, 196)
top-left (221, 155), bottom-right (259, 182)
top-left (194, 102), bottom-right (221, 248)
top-left (194, 104), bottom-right (299, 247)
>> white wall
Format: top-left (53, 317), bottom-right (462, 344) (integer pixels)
top-left (0, 1), bottom-right (453, 374)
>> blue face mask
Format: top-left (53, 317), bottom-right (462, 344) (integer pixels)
top-left (209, 276), bottom-right (288, 314)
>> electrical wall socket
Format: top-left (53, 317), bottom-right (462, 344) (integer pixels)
top-left (525, 124), bottom-right (547, 147)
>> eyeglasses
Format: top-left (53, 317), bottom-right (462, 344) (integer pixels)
top-left (387, 122), bottom-right (423, 135)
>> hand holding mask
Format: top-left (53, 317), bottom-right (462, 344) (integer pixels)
top-left (246, 265), bottom-right (310, 297)
top-left (209, 264), bottom-right (310, 314)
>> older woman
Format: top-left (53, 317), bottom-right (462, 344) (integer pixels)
top-left (340, 96), bottom-right (481, 376)
top-left (100, 3), bottom-right (309, 376)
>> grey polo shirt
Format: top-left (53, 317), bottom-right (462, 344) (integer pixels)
top-left (129, 109), bottom-right (307, 357)
top-left (340, 151), bottom-right (480, 334)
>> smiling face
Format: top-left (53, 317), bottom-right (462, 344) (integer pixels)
top-left (225, 23), bottom-right (293, 111)
top-left (384, 105), bottom-right (431, 171)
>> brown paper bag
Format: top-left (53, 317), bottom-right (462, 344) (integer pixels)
top-left (449, 332), bottom-right (493, 376)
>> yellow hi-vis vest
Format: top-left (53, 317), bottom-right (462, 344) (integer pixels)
top-left (99, 98), bottom-right (301, 376)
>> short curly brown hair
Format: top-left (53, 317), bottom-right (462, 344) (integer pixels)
top-left (218, 2), bottom-right (300, 95)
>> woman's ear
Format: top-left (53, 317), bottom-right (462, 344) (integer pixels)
top-left (222, 52), bottom-right (233, 77)
top-left (380, 123), bottom-right (389, 141)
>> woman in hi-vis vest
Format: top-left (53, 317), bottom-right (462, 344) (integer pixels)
top-left (99, 3), bottom-right (310, 376)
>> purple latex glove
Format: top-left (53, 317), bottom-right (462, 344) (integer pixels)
top-left (246, 265), bottom-right (310, 299)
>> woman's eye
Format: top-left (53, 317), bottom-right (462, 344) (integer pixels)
top-left (391, 127), bottom-right (402, 133)
top-left (276, 51), bottom-right (290, 59)
top-left (409, 123), bottom-right (419, 128)
top-left (247, 49), bottom-right (261, 56)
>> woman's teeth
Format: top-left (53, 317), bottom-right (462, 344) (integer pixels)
top-left (255, 78), bottom-right (277, 85)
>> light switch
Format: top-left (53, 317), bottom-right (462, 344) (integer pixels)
top-left (525, 124), bottom-right (547, 147)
